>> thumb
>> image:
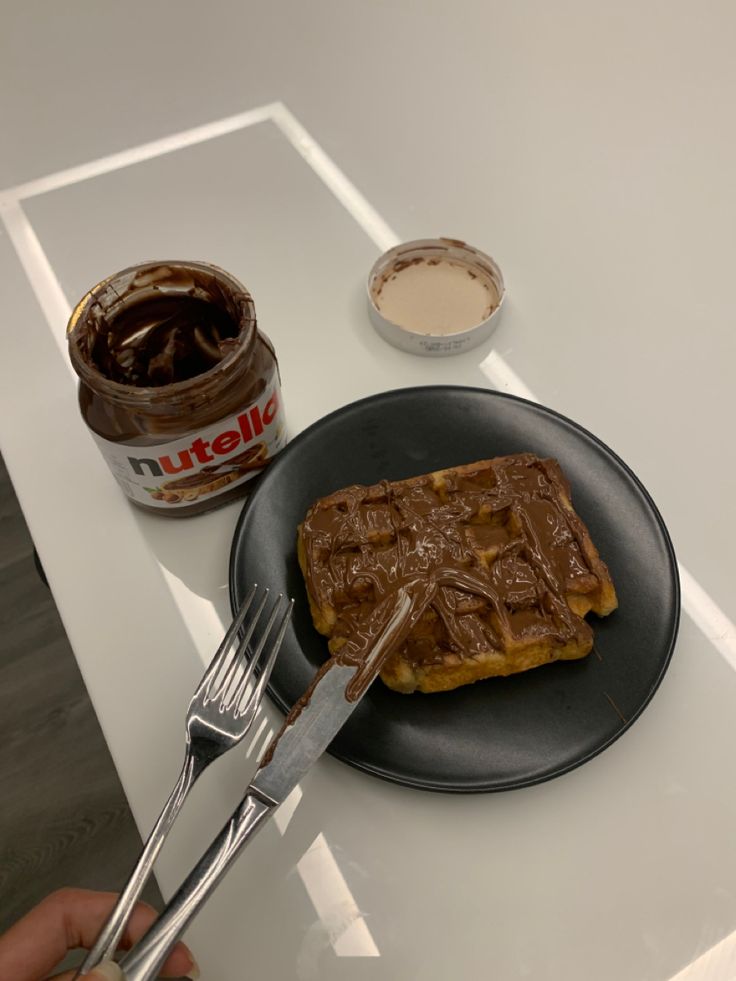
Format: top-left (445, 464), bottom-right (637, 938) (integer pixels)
top-left (89, 963), bottom-right (124, 981)
top-left (51, 964), bottom-right (124, 981)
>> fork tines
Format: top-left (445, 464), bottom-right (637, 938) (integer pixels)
top-left (203, 586), bottom-right (293, 719)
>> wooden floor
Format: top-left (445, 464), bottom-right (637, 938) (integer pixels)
top-left (0, 454), bottom-right (163, 937)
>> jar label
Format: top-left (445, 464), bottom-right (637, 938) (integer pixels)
top-left (91, 376), bottom-right (287, 508)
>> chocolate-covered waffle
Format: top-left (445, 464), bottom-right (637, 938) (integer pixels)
top-left (298, 454), bottom-right (617, 694)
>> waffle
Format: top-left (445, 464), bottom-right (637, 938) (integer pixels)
top-left (297, 454), bottom-right (617, 694)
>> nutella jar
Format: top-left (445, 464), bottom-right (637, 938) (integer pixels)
top-left (67, 261), bottom-right (286, 516)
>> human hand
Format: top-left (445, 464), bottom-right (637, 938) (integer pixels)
top-left (0, 888), bottom-right (198, 980)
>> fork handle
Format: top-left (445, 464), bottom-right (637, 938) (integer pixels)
top-left (118, 791), bottom-right (275, 981)
top-left (76, 752), bottom-right (205, 976)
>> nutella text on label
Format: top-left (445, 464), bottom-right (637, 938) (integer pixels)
top-left (92, 377), bottom-right (286, 508)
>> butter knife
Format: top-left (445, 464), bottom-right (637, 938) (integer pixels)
top-left (118, 585), bottom-right (415, 981)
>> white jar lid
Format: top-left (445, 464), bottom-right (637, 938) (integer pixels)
top-left (367, 238), bottom-right (505, 357)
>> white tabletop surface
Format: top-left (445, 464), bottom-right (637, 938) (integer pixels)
top-left (2, 2), bottom-right (736, 978)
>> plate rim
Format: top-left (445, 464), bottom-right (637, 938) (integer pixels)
top-left (228, 384), bottom-right (681, 793)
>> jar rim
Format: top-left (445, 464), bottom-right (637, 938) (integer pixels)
top-left (67, 260), bottom-right (257, 404)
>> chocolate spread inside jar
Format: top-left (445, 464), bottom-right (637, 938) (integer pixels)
top-left (67, 261), bottom-right (286, 516)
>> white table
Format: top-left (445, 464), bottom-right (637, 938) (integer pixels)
top-left (1, 3), bottom-right (735, 978)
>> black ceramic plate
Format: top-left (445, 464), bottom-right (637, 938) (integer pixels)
top-left (229, 386), bottom-right (680, 793)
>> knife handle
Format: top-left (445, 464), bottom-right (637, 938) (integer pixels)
top-left (118, 791), bottom-right (275, 981)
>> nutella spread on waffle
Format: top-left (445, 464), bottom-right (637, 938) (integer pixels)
top-left (67, 261), bottom-right (286, 515)
top-left (298, 455), bottom-right (618, 694)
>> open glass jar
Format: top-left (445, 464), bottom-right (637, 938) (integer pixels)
top-left (67, 260), bottom-right (286, 516)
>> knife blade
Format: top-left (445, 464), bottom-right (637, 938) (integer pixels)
top-left (118, 585), bottom-right (416, 981)
top-left (251, 583), bottom-right (417, 805)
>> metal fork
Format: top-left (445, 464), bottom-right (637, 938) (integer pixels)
top-left (76, 584), bottom-right (293, 976)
